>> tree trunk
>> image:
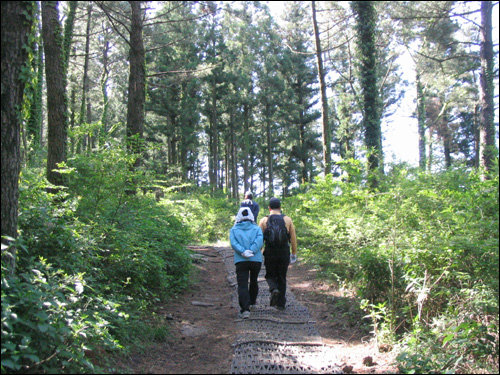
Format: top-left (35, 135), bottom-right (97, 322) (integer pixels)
top-left (299, 120), bottom-right (308, 184)
top-left (62, 1), bottom-right (77, 74)
top-left (474, 104), bottom-right (480, 169)
top-left (479, 1), bottom-right (497, 179)
top-left (225, 143), bottom-right (229, 196)
top-left (312, 1), bottom-right (332, 176)
top-left (266, 103), bottom-right (274, 195)
top-left (42, 1), bottom-right (68, 187)
top-left (416, 74), bottom-right (427, 171)
top-left (64, 1), bottom-right (78, 152)
top-left (27, 6), bottom-right (43, 148)
top-left (231, 109), bottom-right (238, 199)
top-left (297, 80), bottom-right (308, 184)
top-left (1, 1), bottom-right (35, 273)
top-left (77, 3), bottom-right (91, 153)
top-left (69, 84), bottom-right (76, 155)
top-left (127, 1), bottom-right (146, 170)
top-left (84, 3), bottom-right (94, 150)
top-left (352, 1), bottom-right (383, 189)
top-left (427, 128), bottom-right (434, 172)
top-left (243, 103), bottom-right (250, 193)
top-left (209, 72), bottom-right (218, 192)
top-left (101, 25), bottom-right (110, 136)
top-left (443, 123), bottom-right (452, 170)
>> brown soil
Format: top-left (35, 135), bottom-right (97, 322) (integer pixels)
top-left (288, 260), bottom-right (398, 374)
top-left (113, 245), bottom-right (398, 374)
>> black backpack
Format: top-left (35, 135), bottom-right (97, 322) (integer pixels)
top-left (264, 214), bottom-right (289, 248)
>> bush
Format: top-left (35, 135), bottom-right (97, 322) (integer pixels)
top-left (397, 318), bottom-right (498, 374)
top-left (1, 258), bottom-right (121, 374)
top-left (160, 189), bottom-right (239, 244)
top-left (285, 165), bottom-right (499, 373)
top-left (4, 147), bottom-right (195, 373)
top-left (97, 199), bottom-right (192, 298)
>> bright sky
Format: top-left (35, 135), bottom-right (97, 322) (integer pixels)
top-left (265, 1), bottom-right (499, 167)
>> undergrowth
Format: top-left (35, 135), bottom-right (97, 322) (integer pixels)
top-left (285, 162), bottom-right (499, 374)
top-left (2, 146), bottom-right (193, 374)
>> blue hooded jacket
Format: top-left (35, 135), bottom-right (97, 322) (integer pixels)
top-left (230, 219), bottom-right (263, 264)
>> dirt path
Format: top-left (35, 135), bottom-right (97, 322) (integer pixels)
top-left (287, 260), bottom-right (398, 374)
top-left (117, 245), bottom-right (398, 374)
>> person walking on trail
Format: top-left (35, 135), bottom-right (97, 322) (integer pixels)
top-left (240, 191), bottom-right (260, 223)
top-left (258, 197), bottom-right (297, 311)
top-left (230, 207), bottom-right (264, 319)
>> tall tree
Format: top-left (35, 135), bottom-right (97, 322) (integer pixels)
top-left (352, 1), bottom-right (383, 189)
top-left (26, 3), bottom-right (44, 149)
top-left (99, 18), bottom-right (111, 135)
top-left (389, 1), bottom-right (485, 171)
top-left (199, 1), bottom-right (226, 192)
top-left (1, 1), bottom-right (36, 273)
top-left (222, 1), bottom-right (261, 194)
top-left (416, 73), bottom-right (427, 170)
top-left (320, 2), bottom-right (360, 175)
top-left (42, 1), bottom-right (70, 187)
top-left (280, 0), bottom-right (321, 187)
top-left (62, 1), bottom-right (78, 73)
top-left (145, 2), bottom-right (206, 183)
top-left (479, 1), bottom-right (497, 178)
top-left (78, 2), bottom-right (93, 152)
top-left (311, 1), bottom-right (332, 176)
top-left (127, 1), bottom-right (146, 170)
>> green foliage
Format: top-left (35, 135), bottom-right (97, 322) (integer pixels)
top-left (5, 146), bottom-right (194, 373)
top-left (160, 189), bottom-right (239, 244)
top-left (361, 299), bottom-right (396, 347)
top-left (2, 258), bottom-right (120, 374)
top-left (397, 318), bottom-right (498, 374)
top-left (286, 164), bottom-right (499, 373)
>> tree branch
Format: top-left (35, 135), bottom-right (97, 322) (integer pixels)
top-left (95, 1), bottom-right (131, 47)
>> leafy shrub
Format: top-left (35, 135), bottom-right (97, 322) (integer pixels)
top-left (285, 165), bottom-right (499, 373)
top-left (97, 199), bottom-right (192, 297)
top-left (6, 146), bottom-right (195, 373)
top-left (397, 318), bottom-right (498, 374)
top-left (160, 189), bottom-right (239, 244)
top-left (1, 258), bottom-right (121, 374)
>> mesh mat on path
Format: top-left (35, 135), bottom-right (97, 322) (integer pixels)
top-left (216, 247), bottom-right (342, 374)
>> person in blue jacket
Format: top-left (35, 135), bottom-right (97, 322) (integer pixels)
top-left (240, 191), bottom-right (260, 223)
top-left (230, 206), bottom-right (264, 319)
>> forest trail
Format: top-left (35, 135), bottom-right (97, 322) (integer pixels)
top-left (119, 245), bottom-right (398, 374)
top-left (218, 246), bottom-right (342, 373)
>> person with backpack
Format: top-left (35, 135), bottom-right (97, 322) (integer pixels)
top-left (258, 197), bottom-right (297, 310)
top-left (230, 206), bottom-right (264, 319)
top-left (240, 191), bottom-right (260, 223)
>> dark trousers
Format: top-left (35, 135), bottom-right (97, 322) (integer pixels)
top-left (264, 254), bottom-right (290, 308)
top-left (235, 261), bottom-right (262, 313)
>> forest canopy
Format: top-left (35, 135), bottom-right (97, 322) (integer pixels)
top-left (7, 0), bottom-right (498, 195)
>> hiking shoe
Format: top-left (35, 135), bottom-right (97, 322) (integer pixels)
top-left (270, 289), bottom-right (280, 307)
top-left (239, 310), bottom-right (251, 319)
top-left (276, 306), bottom-right (285, 311)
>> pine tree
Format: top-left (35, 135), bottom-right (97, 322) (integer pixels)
top-left (352, 1), bottom-right (383, 189)
top-left (1, 1), bottom-right (36, 273)
top-left (42, 1), bottom-right (71, 187)
top-left (479, 1), bottom-right (497, 178)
